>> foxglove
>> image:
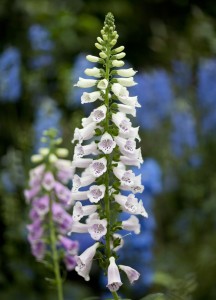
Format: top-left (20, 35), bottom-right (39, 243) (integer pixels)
top-left (25, 129), bottom-right (79, 300)
top-left (70, 12), bottom-right (147, 299)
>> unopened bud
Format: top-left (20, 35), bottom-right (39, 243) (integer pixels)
top-left (31, 154), bottom-right (43, 163)
top-left (114, 52), bottom-right (126, 59)
top-left (97, 37), bottom-right (103, 44)
top-left (39, 148), bottom-right (49, 156)
top-left (112, 60), bottom-right (125, 67)
top-left (99, 52), bottom-right (107, 59)
top-left (95, 42), bottom-right (103, 50)
top-left (113, 46), bottom-right (125, 53)
top-left (86, 55), bottom-right (100, 63)
top-left (102, 34), bottom-right (108, 41)
top-left (49, 154), bottom-right (58, 163)
top-left (56, 148), bottom-right (69, 157)
top-left (110, 39), bottom-right (117, 46)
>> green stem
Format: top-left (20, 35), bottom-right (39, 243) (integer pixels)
top-left (48, 195), bottom-right (64, 300)
top-left (112, 291), bottom-right (121, 300)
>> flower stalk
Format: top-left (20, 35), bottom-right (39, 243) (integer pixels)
top-left (71, 12), bottom-right (147, 299)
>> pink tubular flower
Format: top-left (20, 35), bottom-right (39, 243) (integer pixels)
top-left (119, 265), bottom-right (140, 284)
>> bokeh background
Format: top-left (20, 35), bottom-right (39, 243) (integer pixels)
top-left (1, 0), bottom-right (216, 299)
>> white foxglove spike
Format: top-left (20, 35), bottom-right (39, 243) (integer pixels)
top-left (122, 215), bottom-right (141, 234)
top-left (88, 218), bottom-right (107, 240)
top-left (87, 184), bottom-right (106, 203)
top-left (84, 67), bottom-right (102, 78)
top-left (116, 68), bottom-right (137, 77)
top-left (98, 132), bottom-right (116, 154)
top-left (75, 77), bottom-right (97, 88)
top-left (106, 257), bottom-right (123, 292)
top-left (81, 91), bottom-right (102, 104)
top-left (89, 157), bottom-right (107, 178)
top-left (75, 242), bottom-right (100, 281)
top-left (118, 265), bottom-right (140, 284)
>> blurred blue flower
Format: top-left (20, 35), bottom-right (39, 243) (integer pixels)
top-left (172, 60), bottom-right (192, 92)
top-left (170, 106), bottom-right (198, 157)
top-left (68, 53), bottom-right (96, 108)
top-left (197, 58), bottom-right (216, 134)
top-left (33, 97), bottom-right (62, 152)
top-left (130, 70), bottom-right (173, 130)
top-left (28, 24), bottom-right (54, 69)
top-left (0, 47), bottom-right (21, 102)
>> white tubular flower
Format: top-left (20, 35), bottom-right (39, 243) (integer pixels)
top-left (112, 112), bottom-right (132, 133)
top-left (120, 156), bottom-right (141, 168)
top-left (97, 79), bottom-right (109, 89)
top-left (114, 193), bottom-right (140, 214)
top-left (113, 167), bottom-right (135, 187)
top-left (122, 215), bottom-right (141, 234)
top-left (72, 174), bottom-right (95, 192)
top-left (72, 201), bottom-right (97, 221)
top-left (131, 174), bottom-right (144, 194)
top-left (87, 184), bottom-right (105, 203)
top-left (75, 77), bottom-right (97, 88)
top-left (72, 122), bottom-right (97, 143)
top-left (86, 212), bottom-right (100, 224)
top-left (117, 104), bottom-right (136, 117)
top-left (86, 55), bottom-right (100, 63)
top-left (116, 68), bottom-right (137, 77)
top-left (98, 132), bottom-right (116, 154)
top-left (88, 218), bottom-right (107, 240)
top-left (84, 67), bottom-right (102, 78)
top-left (106, 257), bottom-right (123, 292)
top-left (89, 157), bottom-right (107, 177)
top-left (75, 242), bottom-right (100, 281)
top-left (112, 83), bottom-right (129, 100)
top-left (116, 77), bottom-right (137, 87)
top-left (81, 91), bottom-right (102, 104)
top-left (74, 142), bottom-right (99, 159)
top-left (118, 265), bottom-right (140, 284)
top-left (115, 136), bottom-right (137, 158)
top-left (69, 221), bottom-right (89, 234)
top-left (111, 234), bottom-right (124, 252)
top-left (120, 126), bottom-right (141, 141)
top-left (138, 200), bottom-right (148, 218)
top-left (72, 158), bottom-right (93, 169)
top-left (114, 52), bottom-right (126, 59)
top-left (91, 104), bottom-right (107, 123)
top-left (118, 95), bottom-right (141, 108)
top-left (112, 60), bottom-right (124, 67)
top-left (70, 190), bottom-right (88, 204)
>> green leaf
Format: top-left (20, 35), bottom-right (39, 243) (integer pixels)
top-left (140, 293), bottom-right (166, 300)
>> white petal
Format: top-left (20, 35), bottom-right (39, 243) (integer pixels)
top-left (84, 67), bottom-right (101, 78)
top-left (116, 68), bottom-right (137, 77)
top-left (122, 215), bottom-right (140, 234)
top-left (88, 218), bottom-right (107, 240)
top-left (91, 104), bottom-right (107, 123)
top-left (116, 77), bottom-right (137, 87)
top-left (117, 104), bottom-right (136, 117)
top-left (98, 132), bottom-right (116, 154)
top-left (118, 265), bottom-right (140, 284)
top-left (89, 157), bottom-right (107, 178)
top-left (87, 184), bottom-right (105, 203)
top-left (97, 79), bottom-right (108, 89)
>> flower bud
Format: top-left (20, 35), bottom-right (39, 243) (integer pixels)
top-left (31, 154), bottom-right (43, 163)
top-left (49, 154), bottom-right (58, 163)
top-left (56, 148), bottom-right (69, 157)
top-left (110, 39), bottom-right (117, 46)
top-left (97, 37), bottom-right (103, 44)
top-left (112, 60), bottom-right (125, 67)
top-left (39, 148), bottom-right (49, 156)
top-left (95, 42), bottom-right (103, 50)
top-left (112, 46), bottom-right (125, 54)
top-left (102, 34), bottom-right (108, 40)
top-left (86, 55), bottom-right (100, 63)
top-left (99, 52), bottom-right (107, 59)
top-left (114, 52), bottom-right (126, 59)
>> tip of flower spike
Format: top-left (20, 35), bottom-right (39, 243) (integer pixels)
top-left (104, 12), bottom-right (115, 28)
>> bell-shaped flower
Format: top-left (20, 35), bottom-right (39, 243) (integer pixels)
top-left (118, 265), bottom-right (140, 284)
top-left (29, 164), bottom-right (45, 180)
top-left (106, 257), bottom-right (123, 292)
top-left (74, 142), bottom-right (99, 158)
top-left (42, 171), bottom-right (55, 191)
top-left (130, 174), bottom-right (144, 194)
top-left (55, 159), bottom-right (72, 183)
top-left (84, 67), bottom-right (102, 78)
top-left (88, 218), bottom-right (107, 240)
top-left (113, 166), bottom-right (135, 187)
top-left (112, 83), bottom-right (129, 100)
top-left (81, 91), bottom-right (102, 104)
top-left (24, 185), bottom-right (41, 203)
top-left (137, 200), bottom-right (148, 218)
top-left (31, 240), bottom-right (46, 261)
top-left (71, 173), bottom-right (96, 192)
top-left (116, 68), bottom-right (137, 77)
top-left (72, 122), bottom-right (97, 143)
top-left (117, 104), bottom-right (136, 117)
top-left (75, 77), bottom-right (97, 88)
top-left (120, 126), bottom-right (141, 142)
top-left (72, 157), bottom-right (93, 169)
top-left (115, 136), bottom-right (136, 157)
top-left (116, 77), bottom-right (137, 87)
top-left (122, 215), bottom-right (140, 234)
top-left (69, 220), bottom-right (89, 234)
top-left (87, 184), bottom-right (105, 203)
top-left (70, 190), bottom-right (88, 204)
top-left (91, 104), bottom-right (107, 123)
top-left (120, 155), bottom-right (142, 168)
top-left (89, 157), bottom-right (107, 178)
top-left (54, 182), bottom-right (71, 205)
top-left (64, 254), bottom-right (77, 271)
top-left (75, 242), bottom-right (100, 281)
top-left (33, 195), bottom-right (49, 216)
top-left (59, 235), bottom-right (79, 255)
top-left (97, 79), bottom-right (108, 89)
top-left (114, 193), bottom-right (139, 214)
top-left (98, 132), bottom-right (116, 154)
top-left (112, 112), bottom-right (132, 133)
top-left (72, 201), bottom-right (97, 221)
